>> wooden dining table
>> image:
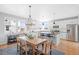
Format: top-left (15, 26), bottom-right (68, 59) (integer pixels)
top-left (17, 36), bottom-right (48, 55)
top-left (26, 38), bottom-right (48, 55)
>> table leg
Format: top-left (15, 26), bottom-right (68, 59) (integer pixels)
top-left (32, 45), bottom-right (36, 55)
top-left (44, 42), bottom-right (47, 55)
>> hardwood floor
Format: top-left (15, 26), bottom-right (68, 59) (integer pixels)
top-left (0, 39), bottom-right (79, 55)
top-left (0, 43), bottom-right (16, 48)
top-left (54, 39), bottom-right (79, 55)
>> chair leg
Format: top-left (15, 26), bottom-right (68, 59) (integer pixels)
top-left (50, 43), bottom-right (53, 55)
top-left (20, 48), bottom-right (24, 55)
top-left (17, 45), bottom-right (18, 51)
top-left (42, 43), bottom-right (44, 50)
top-left (19, 47), bottom-right (27, 55)
top-left (20, 47), bottom-right (21, 55)
top-left (17, 45), bottom-right (21, 54)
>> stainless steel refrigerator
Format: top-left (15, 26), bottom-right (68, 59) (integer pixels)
top-left (67, 24), bottom-right (79, 42)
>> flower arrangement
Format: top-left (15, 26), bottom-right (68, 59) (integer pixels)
top-left (27, 32), bottom-right (34, 39)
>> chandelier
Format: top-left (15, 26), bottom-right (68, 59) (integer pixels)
top-left (26, 5), bottom-right (34, 26)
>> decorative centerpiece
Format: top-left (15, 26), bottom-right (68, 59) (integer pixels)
top-left (27, 33), bottom-right (34, 39)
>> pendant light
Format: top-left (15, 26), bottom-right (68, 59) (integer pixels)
top-left (53, 21), bottom-right (55, 24)
top-left (26, 5), bottom-right (34, 26)
top-left (53, 13), bottom-right (56, 24)
top-left (28, 5), bottom-right (31, 20)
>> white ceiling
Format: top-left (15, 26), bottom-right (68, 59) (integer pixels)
top-left (0, 4), bottom-right (79, 21)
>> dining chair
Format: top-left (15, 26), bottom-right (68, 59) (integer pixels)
top-left (20, 39), bottom-right (28, 55)
top-left (49, 34), bottom-right (61, 55)
top-left (17, 38), bottom-right (20, 53)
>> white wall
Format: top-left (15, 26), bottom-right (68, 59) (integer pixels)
top-left (0, 12), bottom-right (27, 45)
top-left (0, 15), bottom-right (7, 45)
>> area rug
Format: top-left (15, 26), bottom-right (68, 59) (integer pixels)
top-left (0, 46), bottom-right (18, 55)
top-left (0, 46), bottom-right (64, 55)
top-left (49, 49), bottom-right (65, 55)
